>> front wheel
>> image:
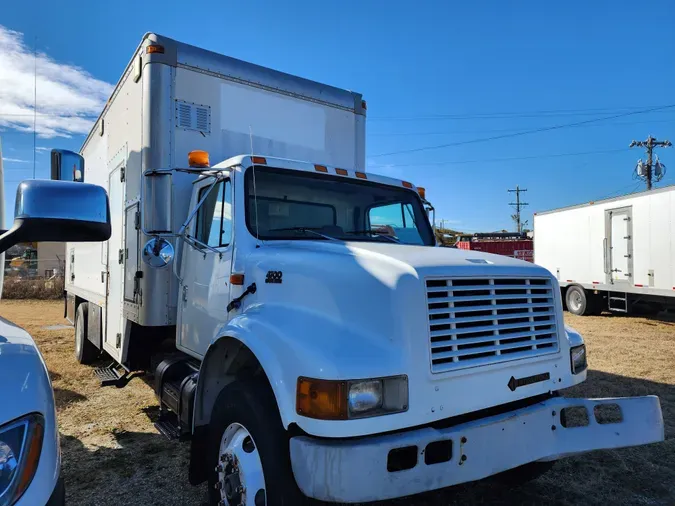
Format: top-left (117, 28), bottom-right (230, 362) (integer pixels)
top-left (208, 380), bottom-right (302, 506)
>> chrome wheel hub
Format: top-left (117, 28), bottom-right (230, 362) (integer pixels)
top-left (216, 423), bottom-right (266, 506)
top-left (569, 291), bottom-right (582, 311)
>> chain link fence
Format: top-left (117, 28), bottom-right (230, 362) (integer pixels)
top-left (2, 258), bottom-right (66, 299)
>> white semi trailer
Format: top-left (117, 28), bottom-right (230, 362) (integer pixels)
top-left (534, 185), bottom-right (675, 316)
top-left (52, 33), bottom-right (664, 505)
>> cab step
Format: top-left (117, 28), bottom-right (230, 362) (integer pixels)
top-left (93, 362), bottom-right (135, 388)
top-left (154, 412), bottom-right (190, 441)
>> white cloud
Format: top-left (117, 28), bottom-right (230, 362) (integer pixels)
top-left (0, 25), bottom-right (113, 139)
top-left (2, 157), bottom-right (30, 163)
top-left (35, 146), bottom-right (51, 152)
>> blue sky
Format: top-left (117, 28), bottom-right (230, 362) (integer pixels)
top-left (1, 0), bottom-right (674, 231)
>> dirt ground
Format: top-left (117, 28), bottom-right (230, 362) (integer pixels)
top-left (0, 300), bottom-right (673, 506)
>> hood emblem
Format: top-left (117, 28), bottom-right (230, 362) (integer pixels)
top-left (265, 270), bottom-right (283, 284)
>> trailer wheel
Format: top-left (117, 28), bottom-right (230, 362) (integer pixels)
top-left (74, 303), bottom-right (98, 364)
top-left (565, 286), bottom-right (590, 316)
top-left (207, 379), bottom-right (302, 506)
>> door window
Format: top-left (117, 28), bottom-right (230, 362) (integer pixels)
top-left (368, 202), bottom-right (424, 245)
top-left (195, 180), bottom-right (232, 247)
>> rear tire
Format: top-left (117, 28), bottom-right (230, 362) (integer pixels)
top-left (207, 379), bottom-right (303, 506)
top-left (565, 286), bottom-right (589, 316)
top-left (74, 303), bottom-right (98, 364)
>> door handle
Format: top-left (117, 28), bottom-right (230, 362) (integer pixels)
top-left (603, 238), bottom-right (609, 274)
top-left (182, 284), bottom-right (188, 302)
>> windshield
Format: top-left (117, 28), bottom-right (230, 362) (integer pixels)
top-left (245, 167), bottom-right (435, 246)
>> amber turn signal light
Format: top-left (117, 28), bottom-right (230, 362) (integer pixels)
top-left (296, 377), bottom-right (348, 420)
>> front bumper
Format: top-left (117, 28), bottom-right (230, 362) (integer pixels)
top-left (290, 395), bottom-right (663, 503)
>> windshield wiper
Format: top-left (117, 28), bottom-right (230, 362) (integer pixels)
top-left (267, 227), bottom-right (340, 241)
top-left (346, 230), bottom-right (401, 244)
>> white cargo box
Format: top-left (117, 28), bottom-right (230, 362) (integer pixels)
top-left (534, 185), bottom-right (675, 297)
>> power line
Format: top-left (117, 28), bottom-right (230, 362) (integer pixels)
top-left (369, 105), bottom-right (675, 121)
top-left (594, 182), bottom-right (644, 201)
top-left (371, 148), bottom-right (629, 168)
top-left (508, 186), bottom-right (528, 234)
top-left (368, 117), bottom-right (675, 137)
top-left (370, 104), bottom-right (675, 158)
top-left (33, 36), bottom-right (37, 180)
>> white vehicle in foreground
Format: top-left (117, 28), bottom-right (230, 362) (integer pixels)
top-left (54, 33), bottom-right (664, 505)
top-left (0, 181), bottom-right (111, 506)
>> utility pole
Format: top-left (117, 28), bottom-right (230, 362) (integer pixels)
top-left (508, 185), bottom-right (528, 234)
top-left (630, 135), bottom-right (671, 190)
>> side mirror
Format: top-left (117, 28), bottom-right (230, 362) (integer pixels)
top-left (0, 180), bottom-right (111, 254)
top-left (51, 149), bottom-right (85, 182)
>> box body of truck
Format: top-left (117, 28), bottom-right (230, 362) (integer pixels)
top-left (534, 185), bottom-right (675, 314)
top-left (54, 33), bottom-right (665, 504)
top-left (65, 33), bottom-right (366, 363)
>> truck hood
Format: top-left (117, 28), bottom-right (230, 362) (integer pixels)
top-left (239, 240), bottom-right (573, 438)
top-left (255, 240), bottom-right (548, 278)
top-left (243, 240), bottom-right (555, 368)
top-left (0, 316), bottom-right (56, 424)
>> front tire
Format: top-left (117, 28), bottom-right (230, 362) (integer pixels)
top-left (74, 303), bottom-right (98, 364)
top-left (207, 379), bottom-right (302, 506)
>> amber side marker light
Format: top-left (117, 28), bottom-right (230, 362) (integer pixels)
top-left (402, 181), bottom-right (413, 189)
top-left (16, 418), bottom-right (44, 499)
top-left (355, 172), bottom-right (367, 179)
top-left (418, 187), bottom-right (426, 199)
top-left (335, 168), bottom-right (348, 176)
top-left (146, 44), bottom-right (165, 54)
top-left (251, 156), bottom-right (267, 165)
top-left (230, 274), bottom-right (245, 286)
top-left (314, 164), bottom-right (328, 173)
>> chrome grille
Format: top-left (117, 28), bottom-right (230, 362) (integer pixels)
top-left (426, 277), bottom-right (559, 373)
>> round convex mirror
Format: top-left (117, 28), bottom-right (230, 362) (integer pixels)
top-left (142, 238), bottom-right (174, 268)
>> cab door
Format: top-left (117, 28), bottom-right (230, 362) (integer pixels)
top-left (177, 177), bottom-right (234, 357)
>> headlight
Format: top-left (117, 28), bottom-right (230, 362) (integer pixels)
top-left (297, 376), bottom-right (408, 420)
top-left (0, 414), bottom-right (44, 506)
top-left (570, 344), bottom-right (587, 374)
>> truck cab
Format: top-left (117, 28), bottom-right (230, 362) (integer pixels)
top-left (141, 152), bottom-right (661, 504)
top-left (53, 33), bottom-right (664, 506)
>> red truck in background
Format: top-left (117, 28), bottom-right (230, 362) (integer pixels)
top-left (456, 232), bottom-right (534, 262)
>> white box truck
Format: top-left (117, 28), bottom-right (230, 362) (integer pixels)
top-left (51, 33), bottom-right (664, 505)
top-left (534, 185), bottom-right (675, 316)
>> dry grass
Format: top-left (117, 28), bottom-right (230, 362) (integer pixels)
top-left (2, 275), bottom-right (65, 299)
top-left (0, 300), bottom-right (673, 505)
